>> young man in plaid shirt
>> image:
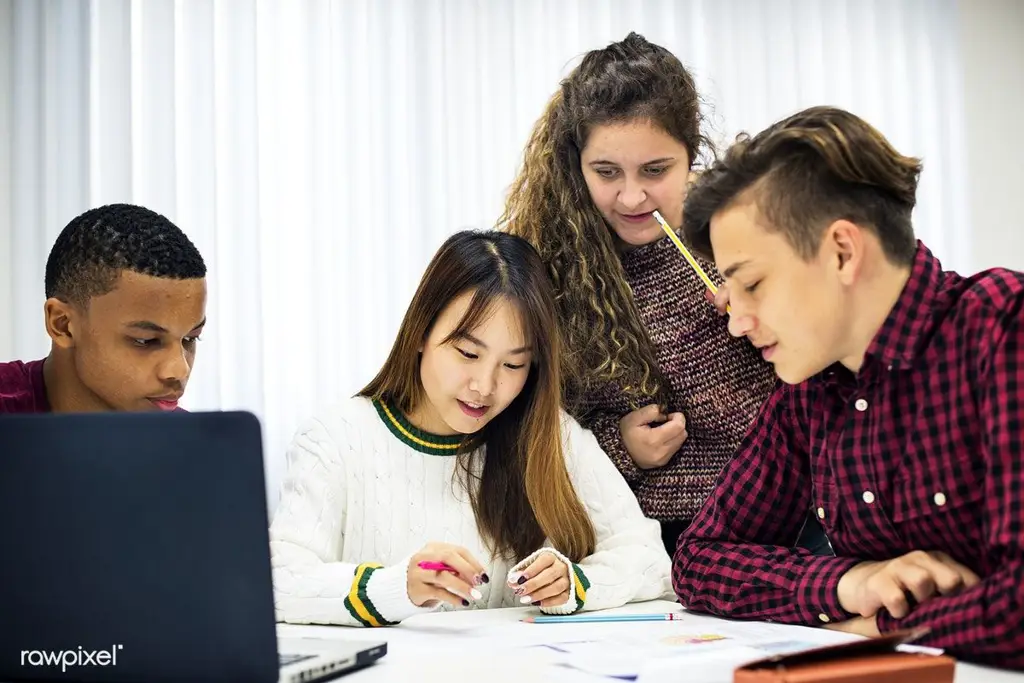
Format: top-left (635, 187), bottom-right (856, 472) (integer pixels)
top-left (674, 106), bottom-right (1023, 670)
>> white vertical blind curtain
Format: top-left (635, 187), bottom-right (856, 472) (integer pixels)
top-left (0, 0), bottom-right (968, 510)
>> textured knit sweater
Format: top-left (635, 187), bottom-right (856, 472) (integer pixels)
top-left (269, 396), bottom-right (672, 627)
top-left (572, 234), bottom-right (778, 523)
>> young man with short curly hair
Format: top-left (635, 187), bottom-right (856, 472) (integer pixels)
top-left (0, 203), bottom-right (207, 413)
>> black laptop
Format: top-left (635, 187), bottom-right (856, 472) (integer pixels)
top-left (0, 410), bottom-right (386, 683)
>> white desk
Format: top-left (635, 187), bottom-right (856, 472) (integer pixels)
top-left (278, 599), bottom-right (1024, 682)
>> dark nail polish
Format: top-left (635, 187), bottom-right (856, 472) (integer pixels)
top-left (461, 599), bottom-right (469, 606)
top-left (531, 601), bottom-right (541, 606)
top-left (517, 575), bottom-right (527, 585)
top-left (481, 573), bottom-right (490, 583)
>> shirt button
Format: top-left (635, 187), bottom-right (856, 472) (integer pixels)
top-left (855, 398), bottom-right (868, 412)
top-left (934, 492), bottom-right (947, 507)
top-left (816, 507), bottom-right (825, 519)
top-left (818, 613), bottom-right (831, 623)
top-left (862, 491), bottom-right (875, 504)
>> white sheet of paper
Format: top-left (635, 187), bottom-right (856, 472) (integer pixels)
top-left (276, 603), bottom-right (1011, 683)
top-left (467, 611), bottom-right (863, 680)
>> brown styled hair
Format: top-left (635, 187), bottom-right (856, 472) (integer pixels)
top-left (500, 31), bottom-right (710, 411)
top-left (682, 106), bottom-right (921, 265)
top-left (360, 230), bottom-right (596, 562)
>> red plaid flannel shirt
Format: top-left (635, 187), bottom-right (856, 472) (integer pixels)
top-left (673, 243), bottom-right (1024, 670)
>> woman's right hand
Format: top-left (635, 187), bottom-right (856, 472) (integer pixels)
top-left (407, 542), bottom-right (489, 608)
top-left (705, 284), bottom-right (730, 316)
top-left (619, 405), bottom-right (688, 469)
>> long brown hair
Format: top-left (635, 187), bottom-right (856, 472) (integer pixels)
top-left (500, 32), bottom-right (712, 412)
top-left (360, 230), bottom-right (596, 562)
top-left (682, 106), bottom-right (921, 266)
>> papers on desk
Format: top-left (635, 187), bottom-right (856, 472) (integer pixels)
top-left (383, 602), bottom-right (867, 680)
top-left (475, 608), bottom-right (863, 680)
top-left (279, 602), bottom-right (952, 683)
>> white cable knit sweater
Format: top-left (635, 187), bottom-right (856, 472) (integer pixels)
top-left (269, 396), bottom-right (672, 627)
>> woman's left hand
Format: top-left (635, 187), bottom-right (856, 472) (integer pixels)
top-left (509, 552), bottom-right (571, 607)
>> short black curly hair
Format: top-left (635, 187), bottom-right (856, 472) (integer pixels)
top-left (44, 203), bottom-right (206, 305)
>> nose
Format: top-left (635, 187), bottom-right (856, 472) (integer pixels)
top-left (726, 302), bottom-right (758, 339)
top-left (618, 177), bottom-right (647, 211)
top-left (468, 365), bottom-right (497, 398)
top-left (157, 345), bottom-right (191, 385)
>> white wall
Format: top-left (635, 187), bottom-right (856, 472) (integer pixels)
top-left (0, 0), bottom-right (13, 361)
top-left (0, 0), bottom-right (1021, 510)
top-left (957, 0), bottom-right (1024, 272)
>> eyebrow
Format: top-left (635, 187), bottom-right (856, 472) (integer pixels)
top-left (588, 157), bottom-right (676, 167)
top-left (722, 260), bottom-right (753, 279)
top-left (459, 332), bottom-right (531, 355)
top-left (125, 318), bottom-right (207, 334)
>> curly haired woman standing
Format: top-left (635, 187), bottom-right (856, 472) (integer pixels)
top-left (501, 33), bottom-right (784, 555)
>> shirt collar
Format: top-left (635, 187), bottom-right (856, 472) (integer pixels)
top-left (862, 240), bottom-right (942, 370)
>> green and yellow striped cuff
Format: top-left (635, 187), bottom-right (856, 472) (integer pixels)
top-left (570, 563), bottom-right (590, 611)
top-left (343, 563), bottom-right (397, 627)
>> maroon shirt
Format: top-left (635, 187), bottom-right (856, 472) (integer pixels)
top-left (0, 359), bottom-right (51, 413)
top-left (673, 243), bottom-right (1024, 670)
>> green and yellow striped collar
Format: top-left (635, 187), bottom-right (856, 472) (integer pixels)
top-left (372, 398), bottom-right (464, 456)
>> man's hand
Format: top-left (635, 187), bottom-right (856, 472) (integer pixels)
top-left (619, 405), bottom-right (687, 469)
top-left (837, 550), bottom-right (981, 619)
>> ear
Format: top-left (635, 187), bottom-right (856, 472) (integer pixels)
top-left (823, 219), bottom-right (865, 285)
top-left (43, 297), bottom-right (79, 349)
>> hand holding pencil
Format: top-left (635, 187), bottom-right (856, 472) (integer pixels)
top-left (652, 210), bottom-right (731, 315)
top-left (705, 286), bottom-right (731, 317)
top-left (409, 542), bottom-right (489, 608)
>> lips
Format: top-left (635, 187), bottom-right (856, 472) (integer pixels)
top-left (149, 396), bottom-right (182, 411)
top-left (619, 211), bottom-right (654, 224)
top-left (457, 400), bottom-right (489, 419)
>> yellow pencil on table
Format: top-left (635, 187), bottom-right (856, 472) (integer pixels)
top-left (652, 210), bottom-right (730, 314)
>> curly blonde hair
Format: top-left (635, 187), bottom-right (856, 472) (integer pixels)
top-left (500, 32), bottom-right (711, 411)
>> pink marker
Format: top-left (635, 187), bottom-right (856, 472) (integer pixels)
top-left (417, 561), bottom-right (485, 600)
